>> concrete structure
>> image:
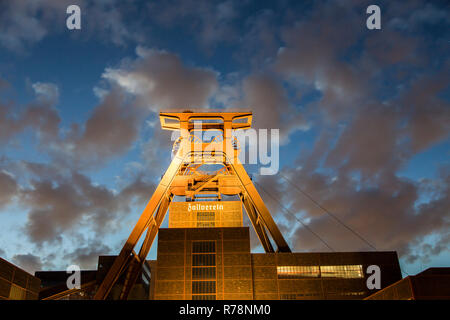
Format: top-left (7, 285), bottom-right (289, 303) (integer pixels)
top-left (152, 227), bottom-right (402, 300)
top-left (0, 257), bottom-right (41, 300)
top-left (365, 268), bottom-right (450, 300)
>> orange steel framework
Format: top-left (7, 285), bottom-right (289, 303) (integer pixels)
top-left (93, 110), bottom-right (291, 300)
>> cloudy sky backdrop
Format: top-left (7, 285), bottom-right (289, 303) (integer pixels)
top-left (0, 0), bottom-right (449, 277)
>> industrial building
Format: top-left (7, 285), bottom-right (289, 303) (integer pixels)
top-left (0, 257), bottom-right (41, 300)
top-left (2, 111), bottom-right (447, 300)
top-left (151, 226), bottom-right (402, 300)
top-left (365, 268), bottom-right (450, 300)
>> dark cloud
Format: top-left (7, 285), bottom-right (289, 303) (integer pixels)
top-left (275, 4), bottom-right (368, 121)
top-left (242, 73), bottom-right (308, 141)
top-left (147, 0), bottom-right (239, 52)
top-left (12, 253), bottom-right (43, 274)
top-left (18, 167), bottom-right (155, 245)
top-left (0, 0), bottom-right (448, 271)
top-left (0, 0), bottom-right (146, 52)
top-left (140, 128), bottom-right (174, 176)
top-left (0, 92), bottom-right (60, 145)
top-left (325, 103), bottom-right (404, 177)
top-left (62, 89), bottom-right (144, 165)
top-left (0, 0), bottom-right (83, 52)
top-left (1, 82), bottom-right (144, 167)
top-left (248, 0), bottom-right (450, 267)
top-left (63, 239), bottom-right (112, 269)
top-left (85, 0), bottom-right (146, 46)
top-left (400, 73), bottom-right (450, 153)
top-left (0, 170), bottom-right (18, 209)
top-left (103, 47), bottom-right (218, 110)
top-left (257, 165), bottom-right (450, 262)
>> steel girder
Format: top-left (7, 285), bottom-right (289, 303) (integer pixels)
top-left (93, 111), bottom-right (290, 300)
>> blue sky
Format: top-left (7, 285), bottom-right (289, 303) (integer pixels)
top-left (0, 0), bottom-right (449, 278)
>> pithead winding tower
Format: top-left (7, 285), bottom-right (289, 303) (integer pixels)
top-left (94, 110), bottom-right (291, 300)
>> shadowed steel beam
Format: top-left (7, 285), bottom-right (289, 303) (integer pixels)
top-left (93, 153), bottom-right (184, 300)
top-left (241, 194), bottom-right (274, 252)
top-left (119, 195), bottom-right (172, 300)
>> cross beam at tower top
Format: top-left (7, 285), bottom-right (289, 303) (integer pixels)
top-left (160, 109), bottom-right (252, 131)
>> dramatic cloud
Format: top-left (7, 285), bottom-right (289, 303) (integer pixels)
top-left (0, 0), bottom-right (448, 273)
top-left (1, 82), bottom-right (144, 167)
top-left (0, 0), bottom-right (80, 52)
top-left (0, 170), bottom-right (18, 209)
top-left (12, 253), bottom-right (43, 274)
top-left (324, 103), bottom-right (404, 177)
top-left (0, 81), bottom-right (60, 144)
top-left (63, 239), bottom-right (112, 269)
top-left (15, 166), bottom-right (155, 245)
top-left (103, 47), bottom-right (218, 110)
top-left (0, 0), bottom-right (145, 52)
top-left (242, 73), bottom-right (308, 141)
top-left (267, 167), bottom-right (450, 259)
top-left (248, 0), bottom-right (450, 265)
top-left (400, 73), bottom-right (450, 153)
top-left (275, 3), bottom-right (368, 122)
top-left (59, 89), bottom-right (144, 165)
top-left (147, 0), bottom-right (239, 52)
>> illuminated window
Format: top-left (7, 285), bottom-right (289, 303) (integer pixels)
top-left (277, 266), bottom-right (320, 279)
top-left (197, 212), bottom-right (215, 228)
top-left (277, 265), bottom-right (364, 279)
top-left (192, 241), bottom-right (216, 300)
top-left (320, 265), bottom-right (364, 278)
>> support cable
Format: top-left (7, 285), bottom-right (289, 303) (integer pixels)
top-left (254, 180), bottom-right (335, 252)
top-left (277, 173), bottom-right (413, 276)
top-left (279, 173), bottom-right (378, 251)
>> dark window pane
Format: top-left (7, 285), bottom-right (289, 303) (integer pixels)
top-left (192, 281), bottom-right (216, 294)
top-left (192, 267), bottom-right (216, 280)
top-left (192, 241), bottom-right (215, 253)
top-left (192, 294), bottom-right (216, 300)
top-left (192, 254), bottom-right (216, 266)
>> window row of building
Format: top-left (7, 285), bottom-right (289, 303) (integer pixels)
top-left (277, 265), bottom-right (364, 279)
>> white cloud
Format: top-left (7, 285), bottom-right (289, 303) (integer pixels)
top-left (32, 82), bottom-right (59, 102)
